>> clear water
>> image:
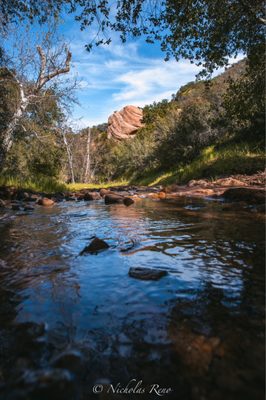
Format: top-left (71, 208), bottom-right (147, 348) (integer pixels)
top-left (0, 198), bottom-right (264, 399)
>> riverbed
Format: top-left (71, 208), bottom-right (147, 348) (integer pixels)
top-left (0, 197), bottom-right (264, 399)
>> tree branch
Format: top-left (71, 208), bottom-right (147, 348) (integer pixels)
top-left (36, 46), bottom-right (72, 90)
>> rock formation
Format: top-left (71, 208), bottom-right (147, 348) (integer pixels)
top-left (107, 105), bottom-right (144, 140)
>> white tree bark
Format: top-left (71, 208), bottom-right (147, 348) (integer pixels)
top-left (0, 46), bottom-right (72, 166)
top-left (62, 130), bottom-right (75, 184)
top-left (83, 127), bottom-right (91, 183)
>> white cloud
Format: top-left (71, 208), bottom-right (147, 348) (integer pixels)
top-left (67, 29), bottom-right (245, 127)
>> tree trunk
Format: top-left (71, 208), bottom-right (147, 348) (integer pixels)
top-left (83, 127), bottom-right (91, 183)
top-left (62, 130), bottom-right (75, 184)
top-left (0, 81), bottom-right (28, 167)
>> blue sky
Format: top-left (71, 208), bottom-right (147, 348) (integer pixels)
top-left (57, 16), bottom-right (244, 129)
top-left (4, 14), bottom-right (242, 129)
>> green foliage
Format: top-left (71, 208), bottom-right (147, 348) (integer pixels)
top-left (223, 45), bottom-right (265, 141)
top-left (1, 1), bottom-right (263, 75)
top-left (131, 143), bottom-right (265, 187)
top-left (84, 60), bottom-right (264, 185)
top-left (0, 175), bottom-right (66, 193)
top-left (0, 67), bottom-right (20, 132)
top-left (4, 134), bottom-right (65, 179)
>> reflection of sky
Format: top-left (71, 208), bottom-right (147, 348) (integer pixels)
top-left (1, 199), bottom-right (263, 341)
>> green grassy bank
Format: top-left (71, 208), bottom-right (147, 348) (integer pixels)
top-left (0, 143), bottom-right (264, 193)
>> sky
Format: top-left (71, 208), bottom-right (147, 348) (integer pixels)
top-left (8, 13), bottom-right (242, 130)
top-left (59, 15), bottom-right (243, 129)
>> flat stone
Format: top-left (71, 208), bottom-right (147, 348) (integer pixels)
top-left (128, 267), bottom-right (167, 281)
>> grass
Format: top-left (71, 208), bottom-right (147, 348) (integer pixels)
top-left (130, 143), bottom-right (265, 187)
top-left (0, 175), bottom-right (67, 193)
top-left (66, 180), bottom-right (129, 191)
top-left (1, 143), bottom-right (264, 192)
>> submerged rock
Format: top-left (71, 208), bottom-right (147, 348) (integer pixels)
top-left (17, 368), bottom-right (76, 400)
top-left (37, 198), bottom-right (55, 207)
top-left (170, 325), bottom-right (224, 375)
top-left (128, 267), bottom-right (167, 281)
top-left (50, 350), bottom-right (84, 375)
top-left (80, 237), bottom-right (109, 255)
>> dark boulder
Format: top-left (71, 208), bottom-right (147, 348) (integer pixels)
top-left (80, 237), bottom-right (109, 255)
top-left (222, 188), bottom-right (265, 204)
top-left (128, 267), bottom-right (167, 281)
top-left (105, 194), bottom-right (124, 204)
top-left (123, 197), bottom-right (135, 207)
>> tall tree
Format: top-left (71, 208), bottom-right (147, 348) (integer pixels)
top-left (0, 22), bottom-right (76, 168)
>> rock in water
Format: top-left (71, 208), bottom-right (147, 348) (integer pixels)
top-left (104, 194), bottom-right (124, 204)
top-left (80, 237), bottom-right (109, 255)
top-left (50, 350), bottom-right (84, 375)
top-left (123, 197), bottom-right (135, 207)
top-left (37, 197), bottom-right (55, 207)
top-left (222, 188), bottom-right (265, 204)
top-left (128, 267), bottom-right (167, 281)
top-left (107, 105), bottom-right (144, 140)
top-left (99, 188), bottom-right (110, 197)
top-left (83, 192), bottom-right (101, 201)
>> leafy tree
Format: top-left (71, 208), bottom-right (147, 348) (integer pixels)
top-left (0, 26), bottom-right (73, 167)
top-left (1, 1), bottom-right (264, 74)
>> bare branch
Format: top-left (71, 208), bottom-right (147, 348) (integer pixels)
top-left (36, 46), bottom-right (72, 90)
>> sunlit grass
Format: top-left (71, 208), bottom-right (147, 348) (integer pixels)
top-left (0, 144), bottom-right (264, 192)
top-left (0, 175), bottom-right (67, 193)
top-left (66, 180), bottom-right (129, 191)
top-left (131, 143), bottom-right (265, 186)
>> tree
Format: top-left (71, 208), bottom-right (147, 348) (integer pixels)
top-left (0, 27), bottom-right (73, 167)
top-left (0, 1), bottom-right (264, 74)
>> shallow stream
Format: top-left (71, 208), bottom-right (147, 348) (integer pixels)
top-left (0, 198), bottom-right (264, 399)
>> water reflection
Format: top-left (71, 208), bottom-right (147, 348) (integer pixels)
top-left (0, 198), bottom-right (264, 399)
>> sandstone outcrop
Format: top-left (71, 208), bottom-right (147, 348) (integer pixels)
top-left (107, 105), bottom-right (144, 140)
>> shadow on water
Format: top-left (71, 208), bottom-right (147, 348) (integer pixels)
top-left (0, 198), bottom-right (264, 399)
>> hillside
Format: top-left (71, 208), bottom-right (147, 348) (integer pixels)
top-left (69, 59), bottom-right (264, 185)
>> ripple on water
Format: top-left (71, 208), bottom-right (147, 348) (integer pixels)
top-left (0, 198), bottom-right (264, 398)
